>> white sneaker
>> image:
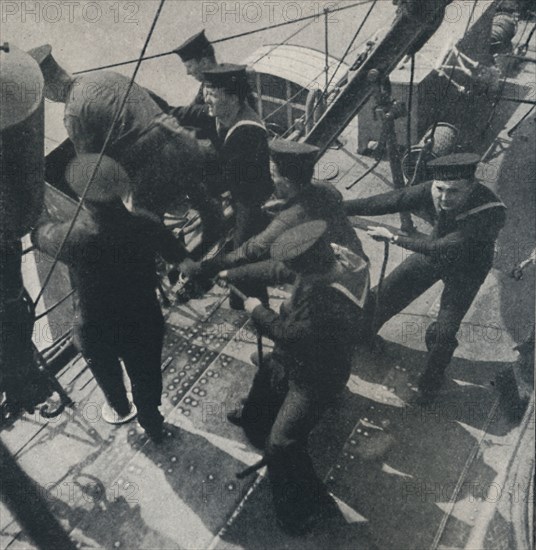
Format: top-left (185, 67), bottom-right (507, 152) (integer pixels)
top-left (102, 401), bottom-right (137, 425)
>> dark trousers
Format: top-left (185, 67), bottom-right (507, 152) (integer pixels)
top-left (374, 252), bottom-right (486, 376)
top-left (76, 306), bottom-right (165, 430)
top-left (229, 201), bottom-right (269, 309)
top-left (242, 352), bottom-right (338, 524)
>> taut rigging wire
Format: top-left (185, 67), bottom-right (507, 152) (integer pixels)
top-left (73, 0), bottom-right (374, 75)
top-left (34, 0), bottom-right (168, 307)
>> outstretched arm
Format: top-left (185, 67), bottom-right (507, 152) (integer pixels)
top-left (223, 260), bottom-right (296, 287)
top-left (344, 182), bottom-right (432, 217)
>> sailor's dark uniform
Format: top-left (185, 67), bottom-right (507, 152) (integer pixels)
top-left (172, 66), bottom-right (273, 305)
top-left (200, 139), bottom-right (365, 282)
top-left (24, 44), bottom-right (219, 229)
top-left (31, 200), bottom-right (186, 434)
top-left (171, 102), bottom-right (273, 230)
top-left (61, 71), bottom-right (211, 217)
top-left (174, 30), bottom-right (257, 110)
top-left (344, 166), bottom-right (506, 393)
top-left (202, 181), bottom-right (367, 274)
top-left (227, 222), bottom-right (370, 532)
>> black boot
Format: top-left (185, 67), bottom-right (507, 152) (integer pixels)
top-left (138, 409), bottom-right (164, 443)
top-left (416, 368), bottom-right (446, 404)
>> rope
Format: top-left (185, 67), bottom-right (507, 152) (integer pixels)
top-left (249, 14), bottom-right (316, 68)
top-left (264, 59), bottom-right (340, 125)
top-left (324, 0), bottom-right (378, 101)
top-left (345, 124), bottom-right (389, 190)
top-left (406, 54), bottom-right (416, 153)
top-left (73, 0), bottom-right (373, 75)
top-left (374, 241), bottom-right (390, 320)
top-left (305, 0), bottom-right (379, 127)
top-left (34, 0), bottom-right (167, 308)
top-left (523, 22), bottom-right (536, 51)
top-left (428, 0), bottom-right (480, 143)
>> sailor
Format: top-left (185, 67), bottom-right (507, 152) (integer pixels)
top-left (174, 29), bottom-right (257, 109)
top-left (182, 138), bottom-right (368, 279)
top-left (172, 64), bottom-right (274, 308)
top-left (31, 155), bottom-right (188, 442)
top-left (28, 44), bottom-right (223, 242)
top-left (344, 153), bottom-right (507, 402)
top-left (221, 221), bottom-right (370, 534)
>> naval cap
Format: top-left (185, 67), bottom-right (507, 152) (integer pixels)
top-left (65, 154), bottom-right (131, 203)
top-left (428, 153), bottom-right (480, 181)
top-left (270, 139), bottom-right (319, 185)
top-left (202, 64), bottom-right (248, 93)
top-left (270, 220), bottom-right (335, 274)
top-left (174, 30), bottom-right (212, 61)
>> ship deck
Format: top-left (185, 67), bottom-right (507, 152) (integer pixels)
top-left (2, 14), bottom-right (536, 550)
